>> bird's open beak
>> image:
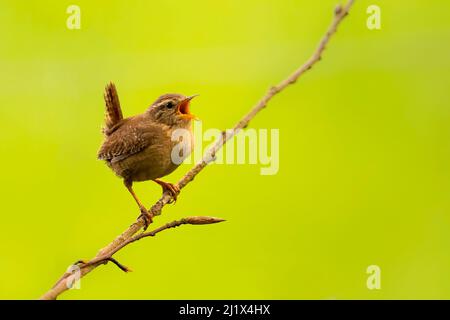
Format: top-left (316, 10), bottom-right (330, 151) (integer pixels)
top-left (178, 95), bottom-right (199, 120)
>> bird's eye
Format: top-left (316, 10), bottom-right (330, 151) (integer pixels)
top-left (166, 101), bottom-right (174, 109)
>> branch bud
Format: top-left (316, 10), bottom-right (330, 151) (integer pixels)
top-left (184, 216), bottom-right (226, 225)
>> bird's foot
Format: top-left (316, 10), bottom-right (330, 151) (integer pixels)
top-left (153, 179), bottom-right (180, 203)
top-left (137, 207), bottom-right (153, 230)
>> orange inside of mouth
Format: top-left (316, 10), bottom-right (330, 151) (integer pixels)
top-left (178, 100), bottom-right (190, 115)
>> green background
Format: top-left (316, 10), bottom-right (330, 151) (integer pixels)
top-left (0, 0), bottom-right (449, 299)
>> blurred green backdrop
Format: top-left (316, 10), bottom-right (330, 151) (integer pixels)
top-left (0, 0), bottom-right (449, 299)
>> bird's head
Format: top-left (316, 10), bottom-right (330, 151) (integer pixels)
top-left (147, 93), bottom-right (198, 127)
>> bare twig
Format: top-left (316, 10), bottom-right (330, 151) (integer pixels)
top-left (40, 0), bottom-right (354, 300)
top-left (72, 216), bottom-right (225, 272)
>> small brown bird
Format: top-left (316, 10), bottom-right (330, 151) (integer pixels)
top-left (98, 82), bottom-right (197, 225)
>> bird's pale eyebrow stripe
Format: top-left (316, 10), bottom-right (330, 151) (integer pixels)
top-left (160, 98), bottom-right (177, 107)
top-left (156, 100), bottom-right (171, 108)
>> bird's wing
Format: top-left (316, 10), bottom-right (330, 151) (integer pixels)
top-left (103, 82), bottom-right (123, 135)
top-left (97, 121), bottom-right (158, 163)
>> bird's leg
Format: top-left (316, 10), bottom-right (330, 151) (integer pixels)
top-left (124, 180), bottom-right (152, 227)
top-left (153, 179), bottom-right (180, 203)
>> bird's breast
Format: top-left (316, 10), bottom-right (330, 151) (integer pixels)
top-left (119, 125), bottom-right (193, 182)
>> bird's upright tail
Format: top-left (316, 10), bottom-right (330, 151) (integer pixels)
top-left (103, 82), bottom-right (123, 135)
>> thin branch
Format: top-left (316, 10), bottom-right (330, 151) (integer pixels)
top-left (49, 216), bottom-right (225, 291)
top-left (106, 258), bottom-right (132, 273)
top-left (39, 0), bottom-right (354, 300)
top-left (76, 216), bottom-right (225, 271)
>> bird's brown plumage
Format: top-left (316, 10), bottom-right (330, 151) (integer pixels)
top-left (98, 114), bottom-right (179, 182)
top-left (103, 82), bottom-right (123, 136)
top-left (97, 82), bottom-right (196, 225)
